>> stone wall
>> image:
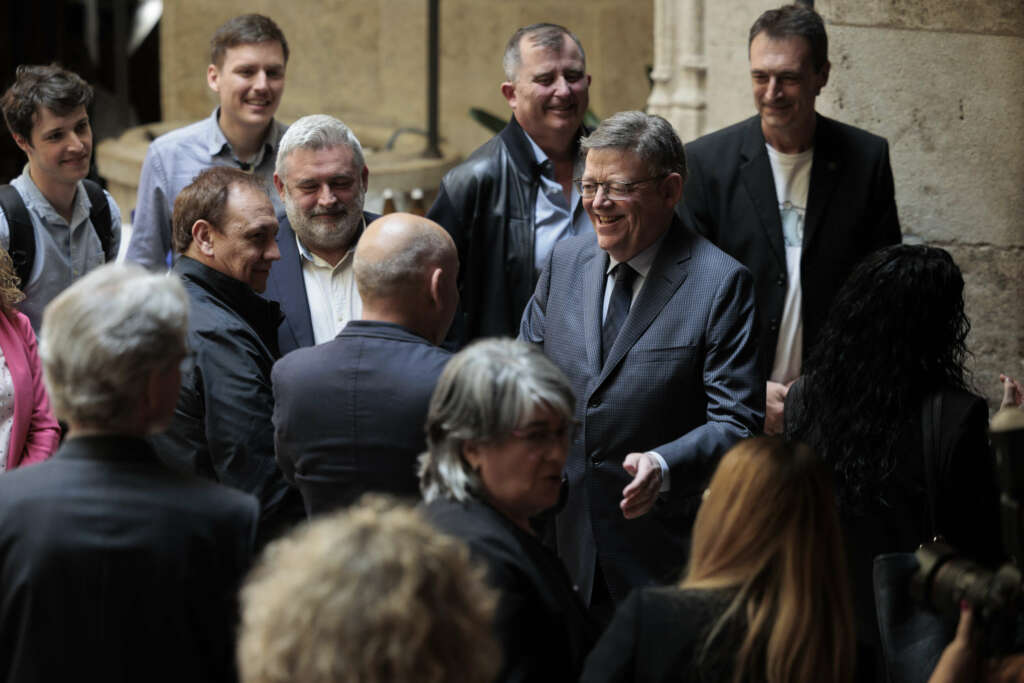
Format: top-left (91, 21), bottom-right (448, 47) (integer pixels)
top-left (651, 0), bottom-right (1024, 407)
top-left (159, 0), bottom-right (654, 158)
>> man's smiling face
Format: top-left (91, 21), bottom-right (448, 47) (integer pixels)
top-left (502, 33), bottom-right (590, 148)
top-left (208, 40), bottom-right (286, 135)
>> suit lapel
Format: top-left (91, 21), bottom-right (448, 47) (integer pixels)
top-left (597, 220), bottom-right (692, 385)
top-left (272, 218), bottom-right (315, 349)
top-left (582, 246), bottom-right (607, 377)
top-left (738, 118), bottom-right (786, 269)
top-left (804, 115), bottom-right (839, 249)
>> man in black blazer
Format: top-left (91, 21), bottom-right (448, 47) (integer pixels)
top-left (678, 4), bottom-right (901, 434)
top-left (272, 213), bottom-right (459, 516)
top-left (266, 114), bottom-right (379, 355)
top-left (520, 111), bottom-right (763, 608)
top-left (0, 264), bottom-right (258, 683)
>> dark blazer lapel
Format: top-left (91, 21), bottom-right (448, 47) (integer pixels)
top-left (582, 245), bottom-right (607, 377)
top-left (272, 217), bottom-right (315, 349)
top-left (738, 118), bottom-right (786, 269)
top-left (598, 219), bottom-right (692, 384)
top-left (803, 114), bottom-right (840, 249)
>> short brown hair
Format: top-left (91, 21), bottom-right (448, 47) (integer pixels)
top-left (1, 64), bottom-right (93, 142)
top-left (210, 14), bottom-right (289, 67)
top-left (171, 166), bottom-right (269, 254)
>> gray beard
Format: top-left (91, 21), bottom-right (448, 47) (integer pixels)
top-left (285, 192), bottom-right (364, 255)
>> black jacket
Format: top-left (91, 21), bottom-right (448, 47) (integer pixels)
top-left (272, 320), bottom-right (451, 517)
top-left (581, 587), bottom-right (744, 683)
top-left (678, 114), bottom-right (901, 374)
top-left (427, 116), bottom-right (586, 348)
top-left (152, 256), bottom-right (303, 544)
top-left (423, 497), bottom-right (601, 683)
top-left (0, 435), bottom-right (258, 683)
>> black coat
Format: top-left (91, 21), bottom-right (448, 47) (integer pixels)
top-left (152, 256), bottom-right (303, 543)
top-left (272, 320), bottom-right (450, 516)
top-left (678, 114), bottom-right (901, 374)
top-left (0, 435), bottom-right (258, 683)
top-left (581, 587), bottom-right (743, 683)
top-left (427, 116), bottom-right (587, 348)
top-left (423, 497), bottom-right (601, 683)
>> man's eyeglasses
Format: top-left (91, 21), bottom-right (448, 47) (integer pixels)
top-left (574, 175), bottom-right (667, 201)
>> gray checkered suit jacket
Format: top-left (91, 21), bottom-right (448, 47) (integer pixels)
top-left (520, 216), bottom-right (764, 603)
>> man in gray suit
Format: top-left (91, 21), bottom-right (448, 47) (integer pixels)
top-left (520, 111), bottom-right (764, 610)
top-left (272, 213), bottom-right (458, 516)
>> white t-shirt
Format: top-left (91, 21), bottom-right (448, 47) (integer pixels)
top-left (766, 144), bottom-right (813, 384)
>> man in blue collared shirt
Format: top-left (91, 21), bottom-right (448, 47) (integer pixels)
top-left (126, 13), bottom-right (289, 269)
top-left (428, 23), bottom-right (592, 348)
top-left (0, 64), bottom-right (122, 331)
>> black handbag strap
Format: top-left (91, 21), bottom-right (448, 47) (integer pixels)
top-left (920, 392), bottom-right (943, 541)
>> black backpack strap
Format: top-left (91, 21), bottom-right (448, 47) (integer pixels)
top-left (82, 179), bottom-right (115, 262)
top-left (0, 184), bottom-right (36, 285)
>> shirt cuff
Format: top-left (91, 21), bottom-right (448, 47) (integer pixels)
top-left (647, 451), bottom-right (670, 492)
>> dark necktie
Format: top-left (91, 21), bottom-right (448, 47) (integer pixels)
top-left (602, 263), bottom-right (637, 365)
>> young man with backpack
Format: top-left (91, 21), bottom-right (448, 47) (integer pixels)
top-left (0, 64), bottom-right (120, 331)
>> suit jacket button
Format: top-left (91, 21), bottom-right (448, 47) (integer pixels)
top-left (590, 454), bottom-right (602, 466)
top-left (769, 318), bottom-right (779, 333)
top-left (588, 397), bottom-right (601, 409)
top-left (776, 274), bottom-right (785, 287)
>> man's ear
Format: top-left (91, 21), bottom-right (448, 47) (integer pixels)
top-left (428, 266), bottom-right (444, 310)
top-left (191, 219), bottom-right (217, 257)
top-left (360, 165), bottom-right (369, 190)
top-left (206, 63), bottom-right (221, 93)
top-left (12, 133), bottom-right (31, 156)
top-left (662, 172), bottom-right (684, 207)
top-left (500, 81), bottom-right (517, 109)
top-left (273, 173), bottom-right (285, 200)
top-left (815, 60), bottom-right (831, 95)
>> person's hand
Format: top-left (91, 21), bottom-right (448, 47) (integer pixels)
top-left (620, 453), bottom-right (662, 519)
top-left (1000, 374), bottom-right (1024, 412)
top-left (929, 601), bottom-right (980, 683)
top-left (764, 380), bottom-right (789, 435)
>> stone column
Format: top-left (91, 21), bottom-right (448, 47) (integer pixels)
top-left (646, 0), bottom-right (706, 141)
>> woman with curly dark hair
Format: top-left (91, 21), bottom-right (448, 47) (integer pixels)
top-left (0, 246), bottom-right (59, 470)
top-left (785, 244), bottom-right (1001, 681)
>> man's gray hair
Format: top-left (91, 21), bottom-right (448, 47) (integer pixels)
top-left (419, 339), bottom-right (575, 503)
top-left (275, 114), bottom-right (365, 182)
top-left (502, 23), bottom-right (585, 81)
top-left (580, 110), bottom-right (687, 182)
top-left (39, 263), bottom-right (188, 430)
top-left (353, 222), bottom-right (452, 302)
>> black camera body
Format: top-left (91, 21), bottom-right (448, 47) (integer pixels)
top-left (911, 408), bottom-right (1024, 654)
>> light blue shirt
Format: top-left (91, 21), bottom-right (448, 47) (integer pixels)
top-left (524, 132), bottom-right (590, 272)
top-left (0, 166), bottom-right (122, 331)
top-left (125, 108), bottom-right (286, 269)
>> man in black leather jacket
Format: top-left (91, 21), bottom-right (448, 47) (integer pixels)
top-left (428, 23), bottom-right (591, 348)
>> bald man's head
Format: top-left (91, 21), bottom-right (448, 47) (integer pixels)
top-left (354, 213), bottom-right (458, 344)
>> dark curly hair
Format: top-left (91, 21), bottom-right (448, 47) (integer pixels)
top-left (785, 245), bottom-right (971, 512)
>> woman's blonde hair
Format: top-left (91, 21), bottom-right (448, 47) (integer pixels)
top-left (0, 248), bottom-right (25, 315)
top-left (238, 496), bottom-right (500, 683)
top-left (682, 436), bottom-right (855, 683)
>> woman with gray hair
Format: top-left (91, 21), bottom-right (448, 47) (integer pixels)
top-left (420, 338), bottom-right (601, 683)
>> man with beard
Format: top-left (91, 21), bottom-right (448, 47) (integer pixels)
top-left (265, 114), bottom-right (378, 355)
